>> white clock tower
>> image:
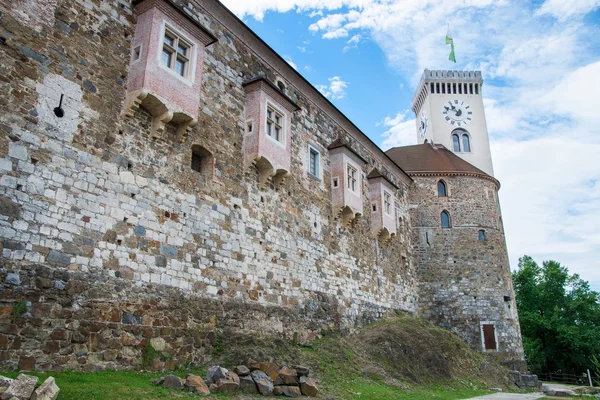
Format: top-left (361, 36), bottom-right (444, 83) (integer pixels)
top-left (411, 70), bottom-right (494, 177)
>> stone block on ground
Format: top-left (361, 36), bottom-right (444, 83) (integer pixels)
top-left (209, 378), bottom-right (239, 394)
top-left (0, 377), bottom-right (13, 388)
top-left (161, 375), bottom-right (185, 389)
top-left (186, 374), bottom-right (209, 396)
top-left (206, 366), bottom-right (228, 384)
top-left (279, 367), bottom-right (298, 386)
top-left (224, 370), bottom-right (240, 385)
top-left (251, 361), bottom-right (279, 381)
top-left (299, 376), bottom-right (319, 397)
top-left (251, 370), bottom-right (274, 396)
top-left (1, 374), bottom-right (38, 400)
top-left (282, 386), bottom-right (302, 397)
top-left (295, 366), bottom-right (310, 377)
top-left (239, 375), bottom-right (258, 393)
top-left (234, 365), bottom-right (250, 376)
top-left (31, 377), bottom-right (60, 400)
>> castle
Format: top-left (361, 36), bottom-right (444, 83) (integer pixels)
top-left (0, 0), bottom-right (525, 372)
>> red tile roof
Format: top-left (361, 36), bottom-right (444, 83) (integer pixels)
top-left (385, 144), bottom-right (495, 181)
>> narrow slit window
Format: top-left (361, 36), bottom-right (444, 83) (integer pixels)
top-left (308, 146), bottom-right (320, 177)
top-left (132, 45), bottom-right (141, 62)
top-left (372, 204), bottom-right (377, 212)
top-left (332, 177), bottom-right (339, 188)
top-left (478, 230), bottom-right (486, 241)
top-left (475, 84), bottom-right (479, 94)
top-left (246, 121), bottom-right (253, 133)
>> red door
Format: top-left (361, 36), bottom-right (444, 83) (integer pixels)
top-left (482, 324), bottom-right (496, 350)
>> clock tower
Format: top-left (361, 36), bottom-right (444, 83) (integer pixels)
top-left (411, 70), bottom-right (494, 176)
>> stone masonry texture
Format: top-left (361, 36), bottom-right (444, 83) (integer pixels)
top-left (0, 0), bottom-right (523, 371)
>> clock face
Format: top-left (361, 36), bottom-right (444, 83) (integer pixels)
top-left (442, 100), bottom-right (472, 127)
top-left (419, 111), bottom-right (428, 139)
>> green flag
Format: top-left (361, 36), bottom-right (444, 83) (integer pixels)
top-left (446, 24), bottom-right (456, 63)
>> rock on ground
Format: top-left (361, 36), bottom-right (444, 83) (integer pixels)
top-left (239, 375), bottom-right (258, 393)
top-left (251, 362), bottom-right (279, 381)
top-left (31, 377), bottom-right (60, 400)
top-left (234, 365), bottom-right (250, 376)
top-left (0, 377), bottom-right (13, 388)
top-left (279, 367), bottom-right (298, 386)
top-left (299, 376), bottom-right (319, 397)
top-left (1, 374), bottom-right (38, 400)
top-left (206, 366), bottom-right (229, 384)
top-left (209, 378), bottom-right (239, 394)
top-left (161, 375), bottom-right (185, 389)
top-left (251, 370), bottom-right (274, 396)
top-left (186, 374), bottom-right (210, 396)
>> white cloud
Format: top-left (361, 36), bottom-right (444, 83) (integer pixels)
top-left (217, 0), bottom-right (600, 288)
top-left (343, 34), bottom-right (362, 52)
top-left (316, 76), bottom-right (349, 99)
top-left (536, 0), bottom-right (600, 20)
top-left (380, 111), bottom-right (416, 149)
top-left (285, 56), bottom-right (298, 70)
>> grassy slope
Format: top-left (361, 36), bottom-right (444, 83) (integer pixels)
top-left (2, 313), bottom-right (507, 399)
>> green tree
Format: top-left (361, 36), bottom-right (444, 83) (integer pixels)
top-left (513, 256), bottom-right (600, 374)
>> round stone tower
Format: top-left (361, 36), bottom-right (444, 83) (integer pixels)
top-left (387, 143), bottom-right (524, 367)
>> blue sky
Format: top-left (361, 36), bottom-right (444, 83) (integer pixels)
top-left (221, 0), bottom-right (600, 290)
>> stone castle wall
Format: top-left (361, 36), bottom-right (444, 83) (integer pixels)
top-left (0, 0), bottom-right (417, 371)
top-left (409, 175), bottom-right (525, 366)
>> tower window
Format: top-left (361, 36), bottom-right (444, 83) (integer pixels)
top-left (430, 83), bottom-right (435, 93)
top-left (478, 230), bottom-right (486, 241)
top-left (441, 83), bottom-right (446, 94)
top-left (452, 134), bottom-right (461, 152)
top-left (475, 84), bottom-right (479, 95)
top-left (462, 134), bottom-right (471, 152)
top-left (437, 180), bottom-right (447, 197)
top-left (441, 211), bottom-right (451, 228)
top-left (458, 83), bottom-right (462, 94)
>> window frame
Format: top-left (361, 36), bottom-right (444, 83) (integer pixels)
top-left (462, 132), bottom-right (471, 152)
top-left (346, 163), bottom-right (358, 193)
top-left (265, 102), bottom-right (286, 147)
top-left (245, 119), bottom-right (254, 134)
top-left (131, 45), bottom-right (142, 64)
top-left (478, 229), bottom-right (486, 241)
top-left (441, 210), bottom-right (451, 228)
top-left (437, 180), bottom-right (447, 197)
top-left (158, 22), bottom-right (196, 85)
top-left (452, 133), bottom-right (461, 152)
top-left (383, 190), bottom-right (392, 216)
top-left (307, 144), bottom-right (321, 179)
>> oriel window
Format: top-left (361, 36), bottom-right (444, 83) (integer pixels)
top-left (347, 165), bottom-right (357, 192)
top-left (266, 106), bottom-right (283, 142)
top-left (162, 28), bottom-right (191, 78)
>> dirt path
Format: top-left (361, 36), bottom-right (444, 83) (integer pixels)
top-left (465, 393), bottom-right (545, 399)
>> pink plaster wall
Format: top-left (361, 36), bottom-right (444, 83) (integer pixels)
top-left (330, 148), bottom-right (363, 215)
top-left (369, 178), bottom-right (397, 237)
top-left (127, 6), bottom-right (204, 119)
top-left (243, 86), bottom-right (292, 173)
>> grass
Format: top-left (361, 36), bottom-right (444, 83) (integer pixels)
top-left (0, 369), bottom-right (492, 400)
top-left (0, 314), bottom-right (510, 399)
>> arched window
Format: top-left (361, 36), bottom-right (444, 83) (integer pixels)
top-left (452, 134), bottom-right (461, 152)
top-left (276, 80), bottom-right (287, 94)
top-left (437, 180), bottom-right (447, 197)
top-left (462, 133), bottom-right (471, 152)
top-left (441, 211), bottom-right (451, 228)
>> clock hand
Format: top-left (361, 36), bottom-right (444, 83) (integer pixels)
top-left (455, 109), bottom-right (462, 117)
